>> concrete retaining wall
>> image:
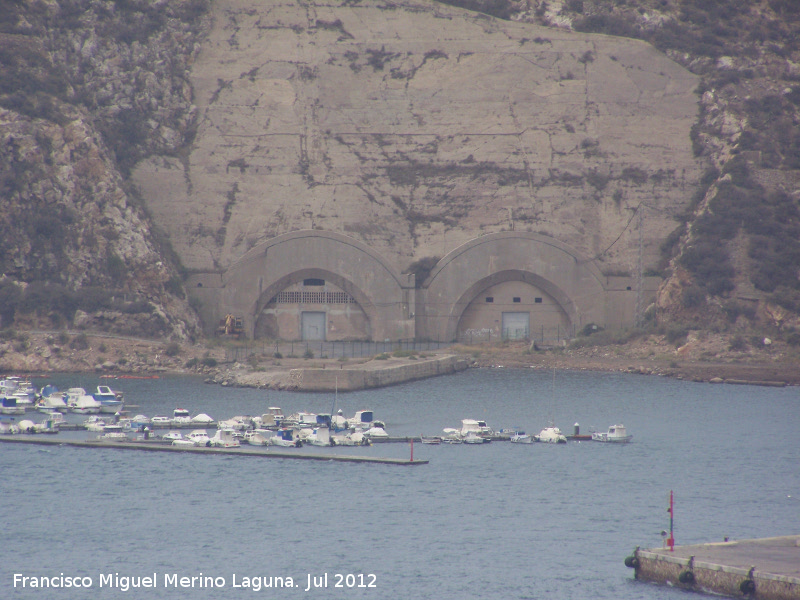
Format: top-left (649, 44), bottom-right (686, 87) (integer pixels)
top-left (633, 548), bottom-right (800, 600)
top-left (288, 355), bottom-right (469, 391)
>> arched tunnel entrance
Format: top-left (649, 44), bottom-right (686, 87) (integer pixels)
top-left (253, 269), bottom-right (373, 342)
top-left (455, 273), bottom-right (572, 343)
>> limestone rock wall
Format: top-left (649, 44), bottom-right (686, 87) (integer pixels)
top-left (133, 0), bottom-right (703, 278)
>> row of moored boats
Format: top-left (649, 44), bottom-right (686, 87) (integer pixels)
top-left (0, 377), bottom-right (124, 415)
top-left (421, 419), bottom-right (632, 444)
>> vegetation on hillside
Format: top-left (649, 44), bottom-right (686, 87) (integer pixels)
top-left (0, 0), bottom-right (210, 337)
top-left (438, 0), bottom-right (800, 323)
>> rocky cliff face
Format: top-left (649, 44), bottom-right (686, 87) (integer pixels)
top-left (2, 0), bottom-right (799, 342)
top-left (0, 0), bottom-right (211, 338)
top-left (132, 0), bottom-right (702, 279)
top-left (484, 0), bottom-right (800, 333)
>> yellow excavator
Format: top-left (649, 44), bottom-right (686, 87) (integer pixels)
top-left (217, 314), bottom-right (244, 338)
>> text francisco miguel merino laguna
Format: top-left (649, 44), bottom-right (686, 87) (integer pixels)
top-left (14, 572), bottom-right (378, 592)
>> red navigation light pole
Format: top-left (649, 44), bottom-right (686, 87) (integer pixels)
top-left (667, 490), bottom-right (675, 551)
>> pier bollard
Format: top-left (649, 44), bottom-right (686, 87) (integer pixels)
top-left (624, 546), bottom-right (640, 571)
top-left (678, 556), bottom-right (695, 584)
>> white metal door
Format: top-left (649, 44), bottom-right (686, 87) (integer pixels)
top-left (502, 312), bottom-right (529, 340)
top-left (301, 311), bottom-right (326, 340)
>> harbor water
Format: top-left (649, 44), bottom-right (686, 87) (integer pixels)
top-left (2, 368), bottom-right (798, 599)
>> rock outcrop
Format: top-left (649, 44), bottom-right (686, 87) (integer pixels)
top-left (132, 0), bottom-right (703, 278)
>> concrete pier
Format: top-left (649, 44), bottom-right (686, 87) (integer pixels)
top-left (287, 355), bottom-right (470, 391)
top-left (627, 536), bottom-right (800, 600)
top-left (0, 436), bottom-right (428, 466)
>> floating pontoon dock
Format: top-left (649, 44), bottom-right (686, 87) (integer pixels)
top-left (627, 535), bottom-right (800, 600)
top-left (0, 436), bottom-right (427, 465)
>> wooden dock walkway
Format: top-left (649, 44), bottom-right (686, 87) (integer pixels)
top-left (0, 436), bottom-right (428, 465)
top-left (627, 535), bottom-right (800, 599)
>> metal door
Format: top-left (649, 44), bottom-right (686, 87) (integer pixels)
top-left (301, 311), bottom-right (326, 340)
top-left (501, 312), bottom-right (530, 340)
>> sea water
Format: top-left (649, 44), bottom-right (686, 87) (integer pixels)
top-left (2, 368), bottom-right (798, 599)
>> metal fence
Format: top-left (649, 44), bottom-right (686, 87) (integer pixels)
top-left (223, 325), bottom-right (576, 363)
top-left (456, 325), bottom-right (575, 346)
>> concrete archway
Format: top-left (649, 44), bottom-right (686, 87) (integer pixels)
top-left (213, 231), bottom-right (415, 340)
top-left (418, 232), bottom-right (607, 341)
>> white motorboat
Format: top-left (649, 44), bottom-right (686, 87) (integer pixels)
top-left (185, 429), bottom-right (211, 446)
top-left (592, 424), bottom-right (633, 443)
top-left (17, 419), bottom-right (36, 433)
top-left (347, 410), bottom-right (376, 431)
top-left (4, 378), bottom-right (36, 407)
top-left (42, 412), bottom-right (66, 428)
top-left (364, 423), bottom-right (389, 438)
top-left (218, 416), bottom-right (252, 431)
top-left (67, 388), bottom-right (102, 414)
top-left (330, 410), bottom-right (348, 432)
top-left (463, 430), bottom-right (489, 444)
top-left (150, 416), bottom-right (172, 427)
top-left (283, 411), bottom-right (318, 428)
top-left (36, 386), bottom-right (69, 413)
top-left (304, 427), bottom-right (334, 447)
top-left (536, 426), bottom-right (567, 443)
top-left (242, 431), bottom-right (270, 446)
top-left (71, 396), bottom-right (102, 414)
top-left (171, 438), bottom-right (197, 447)
top-left (269, 429), bottom-right (303, 447)
top-left (420, 435), bottom-right (442, 445)
top-left (162, 430), bottom-right (184, 442)
top-left (460, 419), bottom-right (493, 440)
top-left (84, 416), bottom-right (109, 432)
top-left (332, 431), bottom-right (370, 446)
top-left (0, 377), bottom-right (21, 396)
top-left (36, 393), bottom-right (68, 413)
top-left (0, 421), bottom-right (19, 434)
top-left (255, 407), bottom-right (284, 428)
top-left (93, 385), bottom-right (123, 413)
top-left (0, 397), bottom-right (25, 415)
top-left (441, 428), bottom-right (463, 444)
top-left (209, 428), bottom-right (241, 448)
top-left (510, 432), bottom-right (533, 444)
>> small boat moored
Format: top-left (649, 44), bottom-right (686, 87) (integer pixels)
top-left (592, 424), bottom-right (633, 443)
top-left (535, 426), bottom-right (567, 443)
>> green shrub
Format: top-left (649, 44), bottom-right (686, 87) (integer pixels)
top-left (303, 348), bottom-right (314, 359)
top-left (70, 333), bottom-right (90, 350)
top-left (682, 286), bottom-right (706, 309)
top-left (579, 323), bottom-right (603, 336)
top-left (665, 326), bottom-right (689, 346)
top-left (768, 287), bottom-right (800, 313)
top-left (728, 335), bottom-right (748, 351)
top-left (164, 342), bottom-right (180, 357)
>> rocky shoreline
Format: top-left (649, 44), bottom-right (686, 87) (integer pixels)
top-left (1, 331), bottom-right (798, 389)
